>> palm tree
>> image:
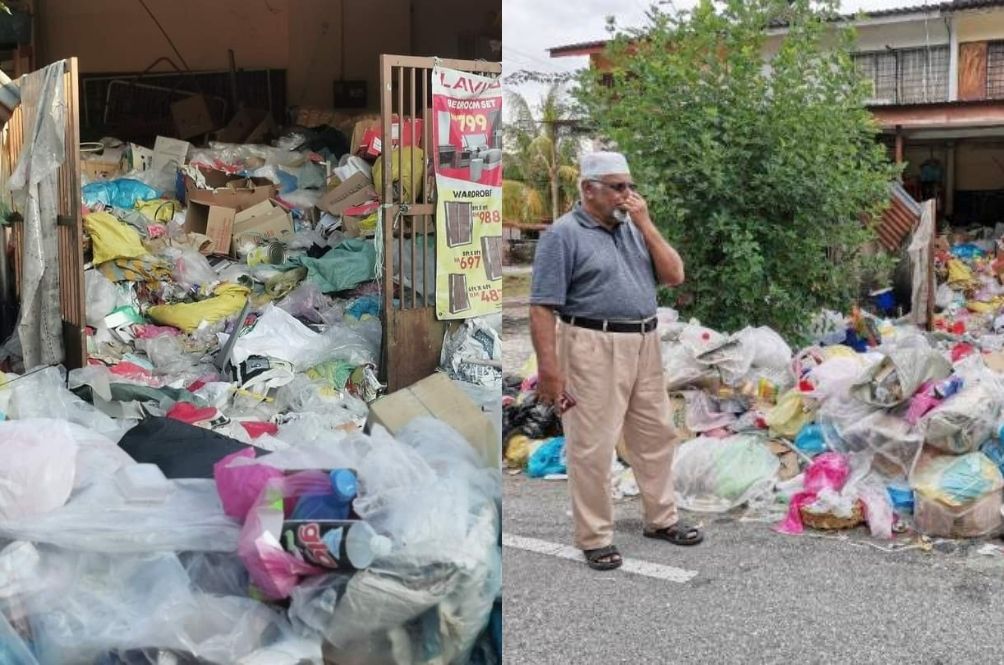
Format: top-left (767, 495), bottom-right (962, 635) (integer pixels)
top-left (503, 84), bottom-right (582, 224)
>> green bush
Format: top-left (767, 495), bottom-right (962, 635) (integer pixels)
top-left (576, 0), bottom-right (900, 342)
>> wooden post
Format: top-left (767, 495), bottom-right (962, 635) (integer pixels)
top-left (926, 199), bottom-right (936, 332)
top-left (894, 125), bottom-right (904, 166)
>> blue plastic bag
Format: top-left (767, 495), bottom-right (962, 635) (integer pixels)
top-left (794, 423), bottom-right (828, 456)
top-left (951, 244), bottom-right (985, 260)
top-left (82, 178), bottom-right (159, 209)
top-left (527, 436), bottom-right (566, 478)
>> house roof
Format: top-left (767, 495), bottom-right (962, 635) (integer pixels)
top-left (548, 0), bottom-right (1004, 58)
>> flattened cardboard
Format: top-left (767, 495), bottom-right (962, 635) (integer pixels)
top-left (214, 108), bottom-right (276, 144)
top-left (232, 202), bottom-right (293, 244)
top-left (318, 172), bottom-right (378, 216)
top-left (151, 136), bottom-right (191, 173)
top-left (366, 372), bottom-right (500, 468)
top-left (171, 94), bottom-right (217, 139)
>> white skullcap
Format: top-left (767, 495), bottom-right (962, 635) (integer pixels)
top-left (579, 151), bottom-right (631, 178)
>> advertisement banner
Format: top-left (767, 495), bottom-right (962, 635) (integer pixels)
top-left (432, 66), bottom-right (503, 319)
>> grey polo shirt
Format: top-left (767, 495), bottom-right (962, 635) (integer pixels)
top-left (530, 203), bottom-right (659, 320)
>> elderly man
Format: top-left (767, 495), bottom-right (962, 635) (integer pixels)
top-left (529, 151), bottom-right (703, 571)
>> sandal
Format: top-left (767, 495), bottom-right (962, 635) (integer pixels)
top-left (583, 544), bottom-right (623, 571)
top-left (643, 522), bottom-right (704, 546)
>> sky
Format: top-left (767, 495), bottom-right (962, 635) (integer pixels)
top-left (502, 0), bottom-right (940, 110)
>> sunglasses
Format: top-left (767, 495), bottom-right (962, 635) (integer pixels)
top-left (588, 180), bottom-right (638, 193)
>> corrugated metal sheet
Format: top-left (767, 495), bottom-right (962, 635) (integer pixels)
top-left (876, 182), bottom-right (922, 252)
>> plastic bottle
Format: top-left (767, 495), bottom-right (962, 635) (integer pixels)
top-left (323, 520), bottom-right (392, 570)
top-left (281, 519), bottom-right (391, 570)
top-left (291, 468), bottom-right (358, 521)
top-left (932, 375), bottom-right (963, 400)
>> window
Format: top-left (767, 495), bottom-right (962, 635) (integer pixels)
top-left (853, 46), bottom-right (949, 105)
top-left (854, 51), bottom-right (897, 104)
top-left (987, 41), bottom-right (1004, 99)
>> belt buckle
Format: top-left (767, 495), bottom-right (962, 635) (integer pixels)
top-left (602, 320), bottom-right (609, 332)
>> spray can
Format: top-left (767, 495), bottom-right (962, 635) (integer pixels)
top-left (281, 519), bottom-right (391, 570)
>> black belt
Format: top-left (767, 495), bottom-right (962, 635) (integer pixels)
top-left (560, 314), bottom-right (657, 333)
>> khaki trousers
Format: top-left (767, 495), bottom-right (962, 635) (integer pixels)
top-left (558, 321), bottom-right (679, 550)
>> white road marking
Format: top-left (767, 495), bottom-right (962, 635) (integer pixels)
top-left (502, 533), bottom-right (698, 583)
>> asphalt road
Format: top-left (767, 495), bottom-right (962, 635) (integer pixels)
top-left (502, 473), bottom-right (1004, 665)
top-left (501, 286), bottom-right (1004, 665)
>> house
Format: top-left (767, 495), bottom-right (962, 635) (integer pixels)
top-left (549, 0), bottom-right (1004, 227)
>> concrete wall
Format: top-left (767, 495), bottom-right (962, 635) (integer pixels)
top-left (38, 0), bottom-right (499, 109)
top-left (955, 142), bottom-right (1004, 191)
top-left (956, 9), bottom-right (1004, 43)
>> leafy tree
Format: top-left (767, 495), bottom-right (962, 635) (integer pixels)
top-left (576, 0), bottom-right (900, 342)
top-left (503, 84), bottom-right (581, 224)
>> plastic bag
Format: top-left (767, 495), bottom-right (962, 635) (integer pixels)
top-left (237, 471), bottom-right (340, 599)
top-left (0, 419), bottom-right (78, 520)
top-left (672, 435), bottom-right (779, 512)
top-left (794, 423), bottom-right (828, 456)
top-left (147, 283), bottom-right (249, 332)
top-left (910, 449), bottom-right (1004, 507)
top-left (923, 382), bottom-right (1002, 454)
top-left (0, 477), bottom-right (241, 553)
top-left (372, 146), bottom-right (425, 202)
top-left (441, 317), bottom-right (502, 389)
top-left (775, 452), bottom-right (850, 535)
top-left (819, 398), bottom-right (922, 478)
top-left (7, 366), bottom-right (130, 441)
top-left (166, 246), bottom-right (219, 289)
top-left (739, 326), bottom-right (792, 370)
top-left (276, 280), bottom-right (337, 324)
top-left (661, 340), bottom-right (712, 390)
top-left (82, 178), bottom-right (159, 209)
top-left (849, 348), bottom-right (952, 408)
top-left (84, 269), bottom-right (125, 326)
top-left (83, 211), bottom-right (149, 265)
top-left (23, 550), bottom-right (289, 665)
top-left (220, 304), bottom-right (322, 369)
top-left (680, 389), bottom-right (737, 432)
top-left (526, 436), bottom-right (566, 478)
top-left (765, 390), bottom-right (815, 439)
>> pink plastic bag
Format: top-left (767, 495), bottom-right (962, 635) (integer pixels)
top-left (776, 452), bottom-right (850, 535)
top-left (237, 471), bottom-right (333, 600)
top-left (213, 449), bottom-right (284, 520)
top-left (904, 381), bottom-right (941, 426)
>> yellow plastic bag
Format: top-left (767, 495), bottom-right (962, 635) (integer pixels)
top-left (947, 259), bottom-right (974, 288)
top-left (765, 389), bottom-right (815, 439)
top-left (84, 211), bottom-right (148, 265)
top-left (372, 146), bottom-right (425, 202)
top-left (135, 199), bottom-right (180, 222)
top-left (147, 284), bottom-right (249, 332)
top-left (505, 435), bottom-right (545, 469)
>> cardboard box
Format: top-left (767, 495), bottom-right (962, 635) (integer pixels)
top-left (171, 94), bottom-right (217, 139)
top-left (350, 114), bottom-right (423, 157)
top-left (214, 108), bottom-right (277, 144)
top-left (151, 136), bottom-right (191, 173)
top-left (342, 201), bottom-right (380, 238)
top-left (184, 169), bottom-right (277, 209)
top-left (81, 158), bottom-right (122, 181)
top-left (367, 372), bottom-right (501, 468)
top-left (232, 200), bottom-right (294, 246)
top-left (349, 114), bottom-right (381, 155)
top-left (183, 170), bottom-right (278, 255)
top-left (318, 172), bottom-right (378, 216)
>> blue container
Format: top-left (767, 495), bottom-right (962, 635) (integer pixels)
top-left (887, 483), bottom-right (914, 515)
top-left (870, 288), bottom-right (896, 315)
top-left (291, 469), bottom-right (358, 521)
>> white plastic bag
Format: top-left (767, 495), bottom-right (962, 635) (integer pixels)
top-left (672, 435), bottom-right (779, 512)
top-left (24, 550), bottom-right (290, 665)
top-left (0, 477), bottom-right (240, 553)
top-left (0, 419), bottom-right (78, 520)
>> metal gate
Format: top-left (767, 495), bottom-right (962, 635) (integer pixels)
top-left (378, 55), bottom-right (501, 392)
top-left (2, 58), bottom-right (86, 369)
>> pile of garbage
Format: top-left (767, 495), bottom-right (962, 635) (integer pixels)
top-left (930, 225), bottom-right (1004, 341)
top-left (0, 117), bottom-right (502, 660)
top-left (505, 304), bottom-right (1004, 542)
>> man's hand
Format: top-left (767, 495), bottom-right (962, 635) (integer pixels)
top-left (536, 367), bottom-right (565, 407)
top-left (622, 190), bottom-right (652, 225)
